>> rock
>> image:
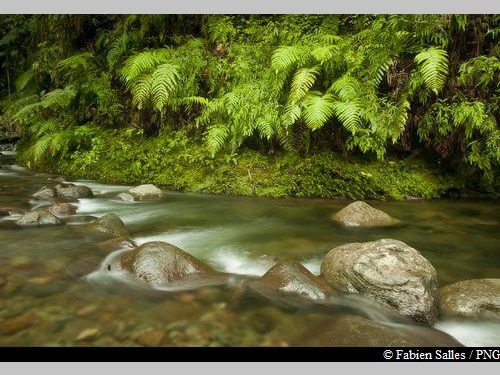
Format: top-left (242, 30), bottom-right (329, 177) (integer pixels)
top-left (84, 213), bottom-right (129, 237)
top-left (16, 210), bottom-right (63, 227)
top-left (0, 207), bottom-right (25, 217)
top-left (44, 203), bottom-right (77, 216)
top-left (127, 184), bottom-right (163, 200)
top-left (76, 305), bottom-right (99, 316)
top-left (54, 183), bottom-right (94, 199)
top-left (296, 314), bottom-right (462, 347)
top-left (250, 260), bottom-right (333, 302)
top-left (120, 241), bottom-right (215, 287)
top-left (136, 329), bottom-right (166, 347)
top-left (440, 279), bottom-right (500, 320)
top-left (97, 237), bottom-right (136, 253)
top-left (332, 201), bottom-right (399, 227)
top-left (32, 186), bottom-right (57, 200)
top-left (75, 328), bottom-right (100, 342)
top-left (116, 192), bottom-right (135, 203)
top-left (321, 239), bottom-right (439, 325)
top-left (0, 313), bottom-right (32, 335)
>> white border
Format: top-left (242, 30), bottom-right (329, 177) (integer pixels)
top-left (0, 0), bottom-right (498, 14)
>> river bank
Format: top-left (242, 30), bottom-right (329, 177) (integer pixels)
top-left (14, 130), bottom-right (484, 201)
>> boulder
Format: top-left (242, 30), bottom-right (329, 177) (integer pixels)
top-left (296, 314), bottom-right (462, 347)
top-left (32, 186), bottom-right (57, 200)
top-left (440, 279), bottom-right (500, 320)
top-left (120, 241), bottom-right (215, 286)
top-left (0, 207), bottom-right (25, 217)
top-left (127, 184), bottom-right (163, 200)
top-left (84, 213), bottom-right (129, 237)
top-left (97, 237), bottom-right (137, 253)
top-left (250, 260), bottom-right (333, 302)
top-left (16, 210), bottom-right (63, 227)
top-left (44, 203), bottom-right (77, 216)
top-left (321, 239), bottom-right (439, 325)
top-left (116, 192), bottom-right (135, 203)
top-left (54, 183), bottom-right (94, 199)
top-left (332, 201), bottom-right (398, 227)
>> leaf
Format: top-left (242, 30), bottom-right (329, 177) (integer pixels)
top-left (271, 45), bottom-right (305, 73)
top-left (414, 47), bottom-right (449, 94)
top-left (290, 66), bottom-right (320, 103)
top-left (302, 92), bottom-right (336, 130)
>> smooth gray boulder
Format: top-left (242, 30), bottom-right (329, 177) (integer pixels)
top-left (332, 201), bottom-right (399, 227)
top-left (440, 279), bottom-right (500, 320)
top-left (120, 241), bottom-right (215, 286)
top-left (127, 184), bottom-right (163, 200)
top-left (17, 210), bottom-right (63, 227)
top-left (321, 239), bottom-right (439, 325)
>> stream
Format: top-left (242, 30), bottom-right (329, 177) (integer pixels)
top-left (1, 148), bottom-right (499, 347)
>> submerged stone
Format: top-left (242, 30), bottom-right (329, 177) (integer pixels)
top-left (16, 210), bottom-right (63, 227)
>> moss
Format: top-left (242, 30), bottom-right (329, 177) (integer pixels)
top-left (16, 129), bottom-right (460, 200)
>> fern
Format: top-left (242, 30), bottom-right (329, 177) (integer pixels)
top-left (120, 49), bottom-right (170, 83)
top-left (414, 47), bottom-right (449, 94)
top-left (271, 45), bottom-right (307, 73)
top-left (302, 91), bottom-right (335, 130)
top-left (289, 66), bottom-right (320, 103)
top-left (332, 100), bottom-right (365, 134)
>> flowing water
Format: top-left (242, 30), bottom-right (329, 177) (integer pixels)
top-left (0, 149), bottom-right (499, 347)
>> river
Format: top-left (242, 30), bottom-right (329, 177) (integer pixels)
top-left (0, 149), bottom-right (499, 347)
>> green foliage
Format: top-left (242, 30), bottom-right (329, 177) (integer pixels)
top-left (3, 14), bottom-right (499, 196)
top-left (414, 47), bottom-right (449, 94)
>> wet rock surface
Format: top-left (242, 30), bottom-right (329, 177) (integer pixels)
top-left (44, 203), bottom-right (77, 216)
top-left (332, 201), bottom-right (399, 227)
top-left (120, 241), bottom-right (216, 287)
top-left (83, 213), bottom-right (130, 237)
top-left (296, 314), bottom-right (462, 346)
top-left (54, 183), bottom-right (94, 200)
top-left (127, 184), bottom-right (163, 200)
top-left (250, 260), bottom-right (333, 302)
top-left (440, 279), bottom-right (500, 320)
top-left (321, 239), bottom-right (439, 325)
top-left (16, 210), bottom-right (63, 227)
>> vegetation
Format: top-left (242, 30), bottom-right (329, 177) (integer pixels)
top-left (1, 15), bottom-right (499, 199)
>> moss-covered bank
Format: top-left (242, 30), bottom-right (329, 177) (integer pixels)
top-left (16, 129), bottom-right (466, 200)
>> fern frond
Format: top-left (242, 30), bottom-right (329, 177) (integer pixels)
top-left (58, 52), bottom-right (93, 73)
top-left (150, 63), bottom-right (180, 111)
top-left (332, 100), bottom-right (364, 133)
top-left (206, 124), bottom-right (229, 156)
top-left (41, 86), bottom-right (77, 109)
top-left (282, 103), bottom-right (302, 127)
top-left (271, 45), bottom-right (306, 73)
top-left (329, 76), bottom-right (363, 101)
top-left (107, 32), bottom-right (130, 69)
top-left (130, 76), bottom-right (152, 109)
top-left (311, 45), bottom-right (339, 64)
top-left (120, 49), bottom-right (170, 83)
top-left (302, 92), bottom-right (336, 130)
top-left (290, 66), bottom-right (320, 103)
top-left (15, 70), bottom-right (34, 92)
top-left (414, 47), bottom-right (449, 94)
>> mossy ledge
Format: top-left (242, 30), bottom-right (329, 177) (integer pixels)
top-left (16, 130), bottom-right (469, 200)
